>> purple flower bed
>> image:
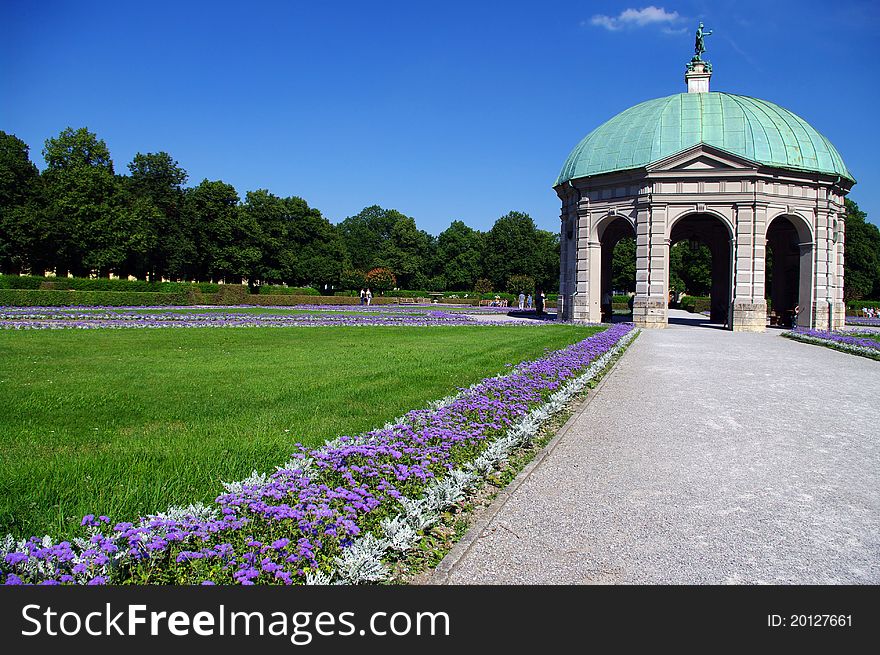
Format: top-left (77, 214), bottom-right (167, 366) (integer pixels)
top-left (0, 307), bottom-right (535, 329)
top-left (784, 328), bottom-right (880, 360)
top-left (1, 323), bottom-right (634, 585)
top-left (845, 317), bottom-right (880, 327)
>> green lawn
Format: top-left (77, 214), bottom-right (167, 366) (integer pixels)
top-left (0, 324), bottom-right (600, 538)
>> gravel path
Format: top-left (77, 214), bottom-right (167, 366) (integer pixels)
top-left (436, 315), bottom-right (880, 584)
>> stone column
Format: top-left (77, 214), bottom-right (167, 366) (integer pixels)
top-left (732, 202), bottom-right (767, 331)
top-left (570, 202), bottom-right (594, 322)
top-left (812, 205), bottom-right (833, 330)
top-left (632, 201), bottom-right (667, 328)
top-left (832, 213), bottom-right (846, 329)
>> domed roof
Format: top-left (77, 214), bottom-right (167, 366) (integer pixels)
top-left (555, 92), bottom-right (854, 186)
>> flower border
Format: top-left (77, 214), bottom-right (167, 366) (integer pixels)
top-left (2, 324), bottom-right (637, 585)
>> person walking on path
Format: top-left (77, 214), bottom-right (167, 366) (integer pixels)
top-left (601, 290), bottom-right (612, 322)
top-left (535, 290), bottom-right (545, 316)
top-left (365, 288), bottom-right (373, 306)
top-left (518, 292), bottom-right (525, 310)
top-left (359, 288), bottom-right (366, 305)
top-left (527, 293), bottom-right (533, 310)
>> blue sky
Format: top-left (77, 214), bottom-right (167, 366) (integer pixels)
top-left (2, 0), bottom-right (878, 233)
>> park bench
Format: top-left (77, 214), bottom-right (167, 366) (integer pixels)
top-left (396, 297), bottom-right (418, 305)
top-left (478, 299), bottom-right (508, 307)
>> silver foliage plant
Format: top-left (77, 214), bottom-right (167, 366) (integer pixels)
top-left (333, 533), bottom-right (390, 584)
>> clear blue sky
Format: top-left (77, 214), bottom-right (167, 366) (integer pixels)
top-left (2, 0), bottom-right (878, 233)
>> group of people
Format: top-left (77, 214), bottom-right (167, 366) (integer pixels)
top-left (860, 306), bottom-right (879, 318)
top-left (516, 290), bottom-right (546, 315)
top-left (358, 288), bottom-right (373, 305)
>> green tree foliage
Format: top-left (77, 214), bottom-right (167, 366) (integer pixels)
top-left (338, 205), bottom-right (401, 272)
top-left (125, 152), bottom-right (190, 279)
top-left (339, 206), bottom-right (433, 288)
top-left (185, 180), bottom-right (259, 282)
top-left (2, 130), bottom-right (574, 293)
top-left (436, 220), bottom-right (484, 290)
top-left (42, 127), bottom-right (150, 276)
top-left (339, 268), bottom-right (366, 290)
top-left (243, 190), bottom-right (346, 288)
top-left (610, 236), bottom-right (636, 293)
top-left (669, 240), bottom-right (712, 296)
top-left (0, 131), bottom-right (46, 273)
top-left (843, 198), bottom-right (880, 300)
top-left (532, 229), bottom-right (560, 292)
top-left (381, 215), bottom-right (433, 288)
top-left (506, 274), bottom-right (535, 295)
top-left (483, 211), bottom-right (539, 291)
top-left (474, 278), bottom-right (493, 294)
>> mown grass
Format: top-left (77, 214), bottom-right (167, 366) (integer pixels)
top-left (0, 324), bottom-right (600, 538)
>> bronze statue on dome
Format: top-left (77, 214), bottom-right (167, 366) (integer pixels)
top-left (694, 22), bottom-right (713, 61)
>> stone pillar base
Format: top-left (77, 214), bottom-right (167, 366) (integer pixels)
top-left (811, 301), bottom-right (831, 331)
top-left (830, 301), bottom-right (846, 330)
top-left (732, 300), bottom-right (766, 332)
top-left (633, 296), bottom-right (668, 328)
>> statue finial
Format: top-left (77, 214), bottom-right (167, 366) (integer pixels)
top-left (694, 22), bottom-right (713, 61)
top-left (685, 22), bottom-right (713, 91)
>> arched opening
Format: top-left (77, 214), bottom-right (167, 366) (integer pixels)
top-left (669, 213), bottom-right (733, 327)
top-left (598, 217), bottom-right (635, 323)
top-left (766, 215), bottom-right (813, 328)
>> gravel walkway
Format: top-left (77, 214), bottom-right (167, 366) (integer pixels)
top-left (435, 314), bottom-right (880, 584)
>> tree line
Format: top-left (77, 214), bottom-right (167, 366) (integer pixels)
top-left (0, 128), bottom-right (560, 294)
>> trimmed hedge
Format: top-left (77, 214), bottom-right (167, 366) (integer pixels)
top-left (0, 288), bottom-right (560, 310)
top-left (0, 274), bottom-right (219, 294)
top-left (680, 295), bottom-right (711, 314)
top-left (257, 286), bottom-right (320, 296)
top-left (204, 294), bottom-right (403, 307)
top-left (0, 289), bottom-right (189, 307)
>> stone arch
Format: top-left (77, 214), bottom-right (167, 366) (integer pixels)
top-left (595, 214), bottom-right (636, 322)
top-left (667, 208), bottom-right (734, 241)
top-left (592, 211), bottom-right (635, 242)
top-left (765, 210), bottom-right (813, 242)
top-left (667, 211), bottom-right (735, 326)
top-left (765, 213), bottom-right (814, 328)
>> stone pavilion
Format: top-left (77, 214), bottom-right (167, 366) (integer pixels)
top-left (554, 37), bottom-right (855, 330)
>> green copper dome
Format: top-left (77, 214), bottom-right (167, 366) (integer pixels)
top-left (555, 92), bottom-right (854, 186)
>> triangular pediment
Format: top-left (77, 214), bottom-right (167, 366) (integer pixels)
top-left (646, 144), bottom-right (760, 173)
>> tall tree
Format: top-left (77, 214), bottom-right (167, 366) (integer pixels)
top-left (532, 228), bottom-right (560, 292)
top-left (185, 179), bottom-right (258, 282)
top-left (243, 190), bottom-right (346, 288)
top-left (338, 205), bottom-right (400, 272)
top-left (379, 215), bottom-right (433, 288)
top-left (482, 211), bottom-right (540, 291)
top-left (338, 206), bottom-right (432, 288)
top-left (126, 152), bottom-right (191, 279)
top-left (42, 127), bottom-right (148, 276)
top-left (0, 131), bottom-right (46, 273)
top-left (843, 198), bottom-right (880, 300)
top-left (436, 220), bottom-right (485, 290)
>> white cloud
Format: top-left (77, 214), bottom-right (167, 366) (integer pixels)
top-left (590, 6), bottom-right (682, 31)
